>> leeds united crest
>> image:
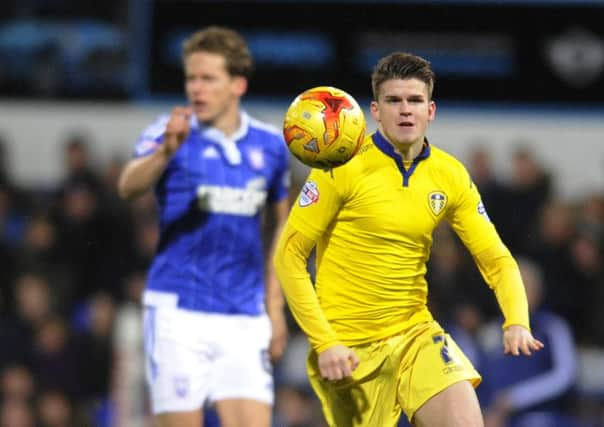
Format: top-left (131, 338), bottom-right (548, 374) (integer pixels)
top-left (428, 191), bottom-right (447, 215)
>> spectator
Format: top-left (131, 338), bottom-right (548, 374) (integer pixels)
top-left (0, 273), bottom-right (55, 367)
top-left (0, 364), bottom-right (35, 402)
top-left (466, 144), bottom-right (508, 231)
top-left (15, 215), bottom-right (73, 311)
top-left (567, 232), bottom-right (604, 346)
top-left (60, 133), bottom-right (102, 193)
top-left (52, 181), bottom-right (115, 302)
top-left (35, 389), bottom-right (74, 427)
top-left (73, 292), bottom-right (116, 405)
top-left (501, 146), bottom-right (552, 254)
top-left (29, 316), bottom-right (80, 399)
top-left (0, 398), bottom-right (35, 427)
top-left (526, 201), bottom-right (577, 323)
top-left (479, 257), bottom-right (578, 427)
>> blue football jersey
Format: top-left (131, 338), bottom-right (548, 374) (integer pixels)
top-left (134, 112), bottom-right (290, 315)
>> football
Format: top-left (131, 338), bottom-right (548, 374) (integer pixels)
top-left (283, 86), bottom-right (366, 169)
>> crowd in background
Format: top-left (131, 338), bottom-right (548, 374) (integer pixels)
top-left (0, 131), bottom-right (603, 427)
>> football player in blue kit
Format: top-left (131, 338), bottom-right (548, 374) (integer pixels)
top-left (118, 26), bottom-right (290, 427)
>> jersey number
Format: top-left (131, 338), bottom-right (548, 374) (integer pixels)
top-left (432, 335), bottom-right (453, 364)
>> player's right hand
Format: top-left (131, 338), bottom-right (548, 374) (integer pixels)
top-left (318, 344), bottom-right (360, 381)
top-left (162, 106), bottom-right (192, 157)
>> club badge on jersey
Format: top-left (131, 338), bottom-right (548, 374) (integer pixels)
top-left (428, 191), bottom-right (447, 216)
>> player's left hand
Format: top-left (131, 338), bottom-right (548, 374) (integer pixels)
top-left (268, 309), bottom-right (288, 363)
top-left (503, 325), bottom-right (544, 356)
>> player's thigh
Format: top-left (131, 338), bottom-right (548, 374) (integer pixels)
top-left (143, 307), bottom-right (213, 416)
top-left (154, 410), bottom-right (202, 427)
top-left (310, 378), bottom-right (399, 427)
top-left (307, 341), bottom-right (402, 427)
top-left (412, 381), bottom-right (483, 427)
top-left (208, 314), bottom-right (274, 405)
top-left (214, 398), bottom-right (271, 427)
top-left (397, 323), bottom-right (481, 425)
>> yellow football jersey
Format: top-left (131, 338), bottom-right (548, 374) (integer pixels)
top-left (287, 131), bottom-right (503, 346)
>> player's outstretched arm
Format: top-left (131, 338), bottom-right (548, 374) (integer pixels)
top-left (318, 345), bottom-right (360, 381)
top-left (472, 243), bottom-right (545, 357)
top-left (503, 325), bottom-right (544, 356)
top-left (118, 107), bottom-right (191, 200)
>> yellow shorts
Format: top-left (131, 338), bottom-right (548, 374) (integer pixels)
top-left (307, 321), bottom-right (481, 427)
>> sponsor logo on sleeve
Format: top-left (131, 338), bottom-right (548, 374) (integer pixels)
top-left (477, 201), bottom-right (491, 221)
top-left (299, 181), bottom-right (320, 207)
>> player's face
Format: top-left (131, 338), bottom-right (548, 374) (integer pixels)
top-left (184, 51), bottom-right (247, 125)
top-left (370, 78), bottom-right (435, 150)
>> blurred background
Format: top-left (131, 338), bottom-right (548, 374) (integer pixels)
top-left (0, 1), bottom-right (603, 426)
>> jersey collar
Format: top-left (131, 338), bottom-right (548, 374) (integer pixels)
top-left (371, 130), bottom-right (431, 160)
top-left (192, 112), bottom-right (250, 165)
top-left (191, 111), bottom-right (250, 143)
top-left (371, 131), bottom-right (432, 187)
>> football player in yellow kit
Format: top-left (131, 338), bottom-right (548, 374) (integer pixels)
top-left (274, 52), bottom-right (544, 427)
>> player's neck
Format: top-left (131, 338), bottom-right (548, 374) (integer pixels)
top-left (209, 103), bottom-right (242, 139)
top-left (393, 139), bottom-right (424, 161)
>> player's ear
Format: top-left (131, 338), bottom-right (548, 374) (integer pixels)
top-left (428, 100), bottom-right (436, 122)
top-left (370, 100), bottom-right (380, 122)
top-left (232, 76), bottom-right (248, 97)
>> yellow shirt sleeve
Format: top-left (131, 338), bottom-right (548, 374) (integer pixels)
top-left (273, 222), bottom-right (341, 352)
top-left (447, 167), bottom-right (530, 331)
top-left (288, 166), bottom-right (347, 242)
top-left (473, 242), bottom-right (530, 330)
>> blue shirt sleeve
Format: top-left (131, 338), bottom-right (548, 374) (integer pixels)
top-left (133, 114), bottom-right (169, 158)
